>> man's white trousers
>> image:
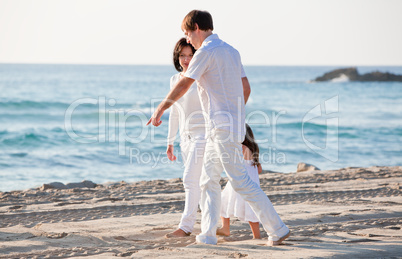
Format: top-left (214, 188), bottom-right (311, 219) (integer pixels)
top-left (196, 129), bottom-right (289, 244)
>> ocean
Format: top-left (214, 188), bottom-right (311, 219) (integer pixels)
top-left (1, 64), bottom-right (401, 192)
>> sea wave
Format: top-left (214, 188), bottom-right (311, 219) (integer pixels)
top-left (0, 127), bottom-right (70, 147)
top-left (331, 74), bottom-right (350, 82)
top-left (0, 100), bottom-right (69, 110)
top-left (276, 121), bottom-right (329, 130)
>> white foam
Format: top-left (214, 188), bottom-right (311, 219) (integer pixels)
top-left (331, 73), bottom-right (349, 82)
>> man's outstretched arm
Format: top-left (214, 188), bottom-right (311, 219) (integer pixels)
top-left (146, 77), bottom-right (195, 126)
top-left (242, 77), bottom-right (251, 104)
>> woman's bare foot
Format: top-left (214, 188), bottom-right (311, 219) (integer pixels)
top-left (165, 228), bottom-right (191, 238)
top-left (216, 227), bottom-right (230, 236)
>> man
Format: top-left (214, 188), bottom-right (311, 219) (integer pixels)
top-left (147, 10), bottom-right (290, 246)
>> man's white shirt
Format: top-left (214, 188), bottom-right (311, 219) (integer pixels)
top-left (184, 34), bottom-right (247, 141)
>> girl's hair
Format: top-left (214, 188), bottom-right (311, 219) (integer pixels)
top-left (173, 38), bottom-right (196, 72)
top-left (242, 124), bottom-right (260, 167)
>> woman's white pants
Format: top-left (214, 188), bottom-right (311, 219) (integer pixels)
top-left (177, 134), bottom-right (206, 234)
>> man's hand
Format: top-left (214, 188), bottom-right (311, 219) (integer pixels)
top-left (166, 145), bottom-right (177, 161)
top-left (146, 107), bottom-right (164, 127)
top-left (146, 76), bottom-right (194, 127)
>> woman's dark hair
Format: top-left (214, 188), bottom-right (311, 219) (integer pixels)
top-left (181, 10), bottom-right (214, 32)
top-left (173, 38), bottom-right (196, 72)
top-left (242, 124), bottom-right (260, 167)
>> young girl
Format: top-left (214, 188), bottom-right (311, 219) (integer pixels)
top-left (217, 124), bottom-right (263, 239)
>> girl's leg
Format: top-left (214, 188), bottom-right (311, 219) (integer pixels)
top-left (249, 222), bottom-right (261, 239)
top-left (216, 217), bottom-right (231, 236)
top-left (217, 140), bottom-right (289, 243)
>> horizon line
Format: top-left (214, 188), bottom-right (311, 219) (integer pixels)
top-left (1, 62), bottom-right (402, 67)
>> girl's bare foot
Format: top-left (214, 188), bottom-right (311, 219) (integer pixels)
top-left (216, 227), bottom-right (230, 236)
top-left (165, 228), bottom-right (191, 238)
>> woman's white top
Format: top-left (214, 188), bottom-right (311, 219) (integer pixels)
top-left (221, 159), bottom-right (260, 223)
top-left (167, 73), bottom-right (206, 145)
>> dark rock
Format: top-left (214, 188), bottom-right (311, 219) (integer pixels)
top-left (358, 71), bottom-right (402, 82)
top-left (313, 67), bottom-right (402, 82)
top-left (314, 67), bottom-right (360, 81)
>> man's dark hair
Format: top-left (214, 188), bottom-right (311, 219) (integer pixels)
top-left (181, 10), bottom-right (213, 32)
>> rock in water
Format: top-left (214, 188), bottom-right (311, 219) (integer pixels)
top-left (313, 67), bottom-right (402, 82)
top-left (314, 67), bottom-right (359, 82)
top-left (297, 163), bottom-right (320, 172)
top-left (358, 71), bottom-right (402, 82)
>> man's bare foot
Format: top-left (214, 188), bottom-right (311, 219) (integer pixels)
top-left (165, 228), bottom-right (191, 238)
top-left (216, 227), bottom-right (230, 236)
top-left (267, 231), bottom-right (291, 246)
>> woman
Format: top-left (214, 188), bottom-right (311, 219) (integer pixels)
top-left (165, 38), bottom-right (206, 238)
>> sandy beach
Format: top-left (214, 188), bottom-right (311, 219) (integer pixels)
top-left (1, 166), bottom-right (401, 258)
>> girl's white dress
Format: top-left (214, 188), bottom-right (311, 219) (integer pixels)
top-left (220, 159), bottom-right (260, 223)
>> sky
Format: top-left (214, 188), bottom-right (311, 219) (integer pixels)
top-left (0, 0), bottom-right (401, 66)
